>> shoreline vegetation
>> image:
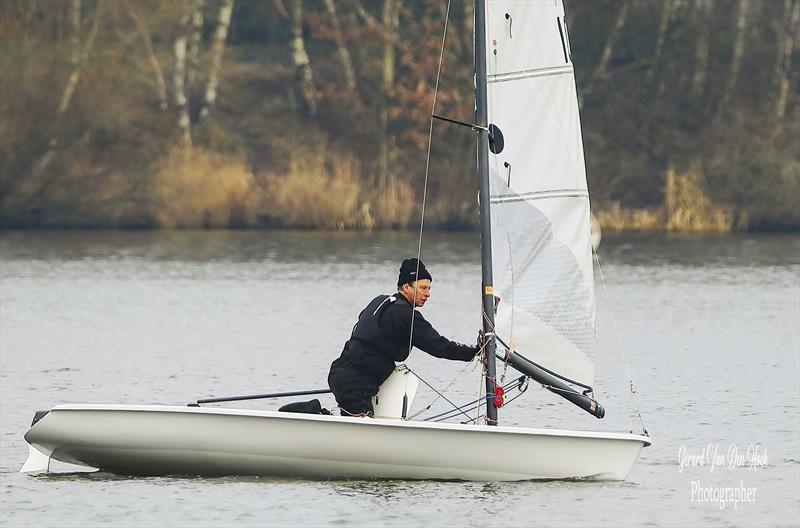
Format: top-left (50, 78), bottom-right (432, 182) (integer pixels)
top-left (1, 1), bottom-right (798, 233)
top-left (1, 160), bottom-right (777, 234)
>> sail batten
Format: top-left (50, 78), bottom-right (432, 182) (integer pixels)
top-left (491, 189), bottom-right (589, 203)
top-left (488, 65), bottom-right (574, 83)
top-left (484, 0), bottom-right (597, 386)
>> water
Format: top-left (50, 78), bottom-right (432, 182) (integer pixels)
top-left (1, 230), bottom-right (798, 527)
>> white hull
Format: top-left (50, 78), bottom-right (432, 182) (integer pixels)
top-left (24, 404), bottom-right (649, 481)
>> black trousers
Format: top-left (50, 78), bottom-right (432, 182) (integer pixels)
top-left (327, 366), bottom-right (375, 416)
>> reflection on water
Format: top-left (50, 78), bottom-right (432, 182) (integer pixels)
top-left (1, 230), bottom-right (798, 527)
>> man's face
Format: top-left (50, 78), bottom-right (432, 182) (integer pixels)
top-left (404, 279), bottom-right (431, 307)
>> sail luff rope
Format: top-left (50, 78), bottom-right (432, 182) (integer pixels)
top-left (406, 0), bottom-right (452, 355)
top-left (593, 250), bottom-right (648, 434)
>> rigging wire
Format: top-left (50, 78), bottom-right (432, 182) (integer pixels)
top-left (593, 250), bottom-right (648, 435)
top-left (406, 0), bottom-right (452, 354)
top-left (398, 0), bottom-right (476, 423)
top-left (405, 353), bottom-right (481, 421)
top-left (404, 364), bottom-right (476, 423)
top-left (428, 376), bottom-right (527, 423)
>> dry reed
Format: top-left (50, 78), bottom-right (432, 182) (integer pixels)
top-left (152, 147), bottom-right (254, 228)
top-left (262, 148), bottom-right (365, 230)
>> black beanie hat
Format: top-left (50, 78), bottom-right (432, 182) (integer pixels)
top-left (397, 258), bottom-right (432, 287)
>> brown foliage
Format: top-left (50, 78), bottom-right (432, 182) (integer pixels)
top-left (1, 0), bottom-right (797, 231)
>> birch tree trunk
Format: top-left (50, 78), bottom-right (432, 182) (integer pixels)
top-left (124, 0), bottom-right (168, 110)
top-left (198, 0), bottom-right (233, 121)
top-left (34, 1), bottom-right (102, 175)
top-left (58, 1), bottom-right (100, 114)
top-left (591, 1), bottom-right (629, 81)
top-left (353, 0), bottom-right (380, 28)
top-left (174, 9), bottom-right (192, 149)
top-left (188, 1), bottom-right (205, 90)
top-left (462, 0), bottom-right (474, 60)
top-left (719, 0), bottom-right (750, 109)
top-left (379, 0), bottom-right (399, 197)
top-left (68, 0), bottom-right (81, 70)
top-left (775, 0), bottom-right (800, 133)
top-left (646, 0), bottom-right (674, 84)
top-left (324, 0), bottom-right (356, 90)
top-left (655, 0), bottom-right (690, 101)
top-left (290, 0), bottom-right (317, 116)
top-left (274, 0), bottom-right (289, 20)
top-left (691, 0), bottom-right (712, 101)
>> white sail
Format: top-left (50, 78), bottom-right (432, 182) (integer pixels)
top-left (484, 0), bottom-right (596, 385)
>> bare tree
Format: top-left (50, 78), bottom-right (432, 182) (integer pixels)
top-left (58, 0), bottom-right (100, 115)
top-left (34, 1), bottom-right (103, 175)
top-left (462, 0), bottom-right (474, 59)
top-left (67, 0), bottom-right (81, 73)
top-left (199, 0), bottom-right (234, 121)
top-left (353, 0), bottom-right (380, 28)
top-left (775, 0), bottom-right (800, 133)
top-left (174, 7), bottom-right (192, 148)
top-left (379, 0), bottom-right (399, 193)
top-left (323, 0), bottom-right (356, 90)
top-left (691, 0), bottom-right (712, 101)
top-left (188, 1), bottom-right (205, 89)
top-left (591, 1), bottom-right (629, 82)
top-left (646, 0), bottom-right (675, 84)
top-left (289, 0), bottom-right (317, 116)
top-left (123, 0), bottom-right (168, 110)
top-left (719, 0), bottom-right (750, 110)
top-left (274, 0), bottom-right (290, 20)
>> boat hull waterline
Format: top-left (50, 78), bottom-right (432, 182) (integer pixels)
top-left (23, 404), bottom-right (650, 481)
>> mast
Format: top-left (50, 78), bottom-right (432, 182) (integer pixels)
top-left (475, 0), bottom-right (498, 426)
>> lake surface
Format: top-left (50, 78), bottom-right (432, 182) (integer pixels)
top-left (1, 230), bottom-right (798, 527)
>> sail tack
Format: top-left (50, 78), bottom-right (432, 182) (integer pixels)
top-left (484, 0), bottom-right (597, 385)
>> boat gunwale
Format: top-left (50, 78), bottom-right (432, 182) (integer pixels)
top-left (40, 404), bottom-right (651, 446)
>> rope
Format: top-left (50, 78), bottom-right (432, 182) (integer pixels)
top-left (406, 0), bottom-right (452, 354)
top-left (405, 355), bottom-right (479, 420)
top-left (427, 376), bottom-right (527, 423)
top-left (405, 335), bottom-right (486, 421)
top-left (405, 365), bottom-right (475, 422)
top-left (400, 1), bottom-right (461, 423)
top-left (593, 250), bottom-right (648, 435)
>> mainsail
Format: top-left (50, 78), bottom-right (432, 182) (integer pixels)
top-left (483, 0), bottom-right (597, 386)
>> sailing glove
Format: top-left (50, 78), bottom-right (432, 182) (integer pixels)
top-left (476, 329), bottom-right (485, 358)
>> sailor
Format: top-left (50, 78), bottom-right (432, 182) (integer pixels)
top-left (328, 258), bottom-right (480, 416)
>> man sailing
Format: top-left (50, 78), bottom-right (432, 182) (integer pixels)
top-left (328, 258), bottom-right (480, 416)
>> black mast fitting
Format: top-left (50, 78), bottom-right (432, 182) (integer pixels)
top-left (431, 113), bottom-right (487, 131)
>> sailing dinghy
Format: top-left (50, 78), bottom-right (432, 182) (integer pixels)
top-left (21, 0), bottom-right (650, 481)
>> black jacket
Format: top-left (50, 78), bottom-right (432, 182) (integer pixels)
top-left (328, 293), bottom-right (477, 394)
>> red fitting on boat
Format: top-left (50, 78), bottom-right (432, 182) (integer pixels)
top-left (493, 386), bottom-right (504, 407)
